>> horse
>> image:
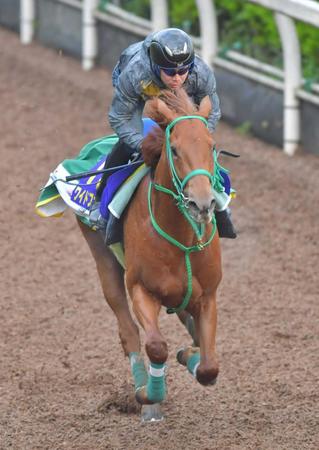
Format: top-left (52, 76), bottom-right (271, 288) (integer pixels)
top-left (77, 88), bottom-right (222, 421)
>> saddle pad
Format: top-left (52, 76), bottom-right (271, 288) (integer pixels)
top-left (35, 135), bottom-right (118, 219)
top-left (35, 119), bottom-right (159, 222)
top-left (35, 117), bottom-right (233, 223)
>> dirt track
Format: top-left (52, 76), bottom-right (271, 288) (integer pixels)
top-left (1, 28), bottom-right (318, 450)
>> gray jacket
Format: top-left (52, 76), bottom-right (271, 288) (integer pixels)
top-left (108, 32), bottom-right (221, 151)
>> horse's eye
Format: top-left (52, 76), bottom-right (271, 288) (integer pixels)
top-left (171, 146), bottom-right (178, 158)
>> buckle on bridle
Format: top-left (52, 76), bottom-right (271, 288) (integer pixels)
top-left (179, 191), bottom-right (190, 209)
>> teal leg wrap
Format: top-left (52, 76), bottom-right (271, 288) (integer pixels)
top-left (129, 352), bottom-right (148, 391)
top-left (146, 362), bottom-right (166, 403)
top-left (186, 352), bottom-right (200, 377)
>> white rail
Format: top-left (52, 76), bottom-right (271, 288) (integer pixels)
top-left (249, 0), bottom-right (319, 27)
top-left (82, 0), bottom-right (98, 70)
top-left (275, 13), bottom-right (302, 156)
top-left (195, 0), bottom-right (218, 65)
top-left (199, 0), bottom-right (319, 155)
top-left (20, 0), bottom-right (35, 44)
top-left (151, 0), bottom-right (168, 31)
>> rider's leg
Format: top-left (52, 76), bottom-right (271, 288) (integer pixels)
top-left (96, 140), bottom-right (135, 200)
top-left (90, 140), bottom-right (137, 234)
top-left (215, 207), bottom-right (237, 239)
top-left (97, 141), bottom-right (142, 245)
top-left (213, 169), bottom-right (237, 239)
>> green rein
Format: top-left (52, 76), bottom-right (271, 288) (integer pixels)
top-left (147, 115), bottom-right (220, 315)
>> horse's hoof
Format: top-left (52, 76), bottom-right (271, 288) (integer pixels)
top-left (135, 386), bottom-right (151, 405)
top-left (176, 347), bottom-right (187, 366)
top-left (196, 365), bottom-right (219, 386)
top-left (141, 404), bottom-right (164, 423)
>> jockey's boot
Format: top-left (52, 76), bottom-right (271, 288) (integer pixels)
top-left (104, 212), bottom-right (122, 246)
top-left (215, 208), bottom-right (237, 239)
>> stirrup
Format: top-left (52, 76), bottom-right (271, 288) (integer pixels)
top-left (88, 201), bottom-right (107, 230)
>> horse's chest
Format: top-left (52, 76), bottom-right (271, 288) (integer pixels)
top-left (142, 260), bottom-right (202, 304)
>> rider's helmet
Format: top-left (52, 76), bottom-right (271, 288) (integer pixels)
top-left (149, 28), bottom-right (195, 77)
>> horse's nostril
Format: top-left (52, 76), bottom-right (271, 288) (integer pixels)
top-left (210, 199), bottom-right (216, 209)
top-left (188, 200), bottom-right (197, 210)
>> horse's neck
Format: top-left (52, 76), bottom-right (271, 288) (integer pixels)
top-left (153, 161), bottom-right (195, 248)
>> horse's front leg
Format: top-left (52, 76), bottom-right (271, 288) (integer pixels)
top-left (130, 284), bottom-right (168, 405)
top-left (195, 294), bottom-right (219, 385)
top-left (178, 294), bottom-right (219, 386)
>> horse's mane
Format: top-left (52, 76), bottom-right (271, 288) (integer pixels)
top-left (159, 88), bottom-right (197, 116)
top-left (142, 89), bottom-right (198, 168)
top-left (141, 127), bottom-right (165, 168)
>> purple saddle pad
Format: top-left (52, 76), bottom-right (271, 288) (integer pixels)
top-left (99, 118), bottom-right (159, 221)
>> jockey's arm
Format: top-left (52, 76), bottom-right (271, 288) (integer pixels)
top-left (196, 65), bottom-right (221, 134)
top-left (108, 72), bottom-right (144, 153)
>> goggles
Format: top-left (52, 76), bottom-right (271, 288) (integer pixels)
top-left (160, 65), bottom-right (191, 77)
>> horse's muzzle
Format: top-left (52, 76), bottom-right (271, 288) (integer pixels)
top-left (187, 196), bottom-right (216, 224)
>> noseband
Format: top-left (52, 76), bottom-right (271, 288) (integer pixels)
top-left (147, 115), bottom-right (224, 314)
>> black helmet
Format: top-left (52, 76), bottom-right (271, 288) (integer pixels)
top-left (149, 28), bottom-right (194, 68)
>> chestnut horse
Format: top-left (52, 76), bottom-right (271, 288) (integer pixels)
top-left (77, 89), bottom-right (222, 420)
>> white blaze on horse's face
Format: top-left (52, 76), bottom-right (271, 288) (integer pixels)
top-left (171, 120), bottom-right (216, 224)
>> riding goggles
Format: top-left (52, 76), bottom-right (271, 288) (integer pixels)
top-left (160, 65), bottom-right (191, 77)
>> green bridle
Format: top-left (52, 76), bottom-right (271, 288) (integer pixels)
top-left (147, 115), bottom-right (222, 314)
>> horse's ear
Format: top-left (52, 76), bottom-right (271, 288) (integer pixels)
top-left (197, 95), bottom-right (212, 119)
top-left (144, 98), bottom-right (177, 127)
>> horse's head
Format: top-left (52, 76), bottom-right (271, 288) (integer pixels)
top-left (142, 89), bottom-right (216, 224)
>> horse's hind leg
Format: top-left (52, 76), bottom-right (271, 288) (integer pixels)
top-left (177, 294), bottom-right (219, 386)
top-left (177, 311), bottom-right (199, 346)
top-left (76, 217), bottom-right (140, 356)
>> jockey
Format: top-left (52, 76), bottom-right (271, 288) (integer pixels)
top-left (97, 28), bottom-right (236, 241)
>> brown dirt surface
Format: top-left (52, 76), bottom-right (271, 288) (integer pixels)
top-left (1, 28), bottom-right (318, 450)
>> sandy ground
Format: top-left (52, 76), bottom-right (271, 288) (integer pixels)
top-left (0, 27), bottom-right (318, 450)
